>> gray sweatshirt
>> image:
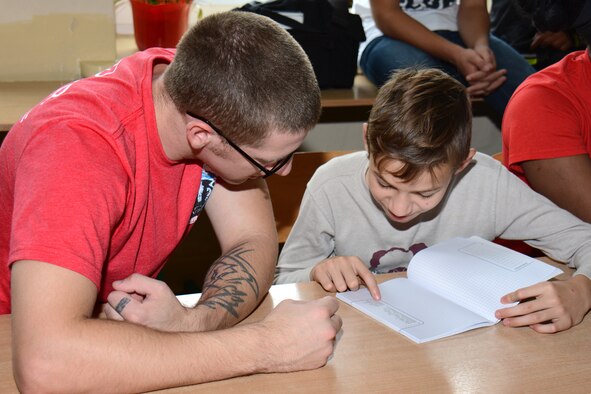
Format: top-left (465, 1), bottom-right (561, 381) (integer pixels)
top-left (275, 151), bottom-right (591, 283)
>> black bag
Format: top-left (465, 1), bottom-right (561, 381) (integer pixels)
top-left (235, 0), bottom-right (366, 89)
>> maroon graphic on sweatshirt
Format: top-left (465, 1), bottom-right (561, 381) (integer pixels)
top-left (369, 243), bottom-right (428, 273)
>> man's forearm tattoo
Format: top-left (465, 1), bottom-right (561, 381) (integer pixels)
top-left (200, 244), bottom-right (259, 318)
top-left (115, 297), bottom-right (131, 314)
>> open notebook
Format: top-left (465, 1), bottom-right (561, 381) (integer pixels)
top-left (336, 236), bottom-right (563, 343)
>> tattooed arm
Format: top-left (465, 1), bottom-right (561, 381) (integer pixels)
top-left (195, 178), bottom-right (277, 330)
top-left (102, 178), bottom-right (277, 332)
top-left (12, 260), bottom-right (341, 392)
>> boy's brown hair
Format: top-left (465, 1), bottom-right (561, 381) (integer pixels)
top-left (163, 11), bottom-right (321, 147)
top-left (366, 68), bottom-right (472, 181)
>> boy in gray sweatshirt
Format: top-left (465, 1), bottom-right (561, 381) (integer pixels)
top-left (276, 68), bottom-right (591, 334)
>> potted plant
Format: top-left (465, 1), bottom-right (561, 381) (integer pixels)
top-left (130, 0), bottom-right (194, 50)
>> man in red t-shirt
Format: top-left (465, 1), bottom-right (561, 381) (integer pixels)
top-left (503, 0), bottom-right (591, 224)
top-left (0, 12), bottom-right (342, 392)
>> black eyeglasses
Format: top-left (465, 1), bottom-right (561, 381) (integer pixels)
top-left (187, 112), bottom-right (294, 178)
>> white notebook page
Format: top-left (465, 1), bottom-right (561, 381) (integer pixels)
top-left (407, 236), bottom-right (562, 322)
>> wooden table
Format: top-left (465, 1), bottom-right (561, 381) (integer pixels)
top-left (1, 260), bottom-right (589, 393)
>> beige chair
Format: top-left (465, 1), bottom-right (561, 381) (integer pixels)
top-left (266, 150), bottom-right (353, 244)
top-left (492, 151), bottom-right (504, 163)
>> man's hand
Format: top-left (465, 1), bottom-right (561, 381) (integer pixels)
top-left (256, 296), bottom-right (342, 372)
top-left (532, 31), bottom-right (573, 51)
top-left (495, 275), bottom-right (591, 333)
top-left (473, 44), bottom-right (497, 70)
top-left (453, 47), bottom-right (490, 78)
top-left (103, 274), bottom-right (192, 332)
top-left (457, 45), bottom-right (507, 98)
top-left (466, 68), bottom-right (507, 98)
top-left (310, 256), bottom-right (381, 300)
top-left (452, 45), bottom-right (506, 98)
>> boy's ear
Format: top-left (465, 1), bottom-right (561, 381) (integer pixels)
top-left (362, 123), bottom-right (369, 151)
top-left (455, 148), bottom-right (477, 174)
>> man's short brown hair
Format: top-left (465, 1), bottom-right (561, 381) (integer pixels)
top-left (164, 11), bottom-right (321, 146)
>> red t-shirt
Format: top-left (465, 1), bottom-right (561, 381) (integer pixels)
top-left (503, 49), bottom-right (591, 183)
top-left (0, 48), bottom-right (206, 314)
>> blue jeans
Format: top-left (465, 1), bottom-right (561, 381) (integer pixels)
top-left (359, 31), bottom-right (535, 117)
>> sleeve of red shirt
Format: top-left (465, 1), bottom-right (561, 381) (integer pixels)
top-left (503, 81), bottom-right (587, 177)
top-left (9, 126), bottom-right (129, 290)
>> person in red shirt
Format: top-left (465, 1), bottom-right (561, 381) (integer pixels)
top-left (0, 12), bottom-right (342, 392)
top-left (503, 0), bottom-right (591, 224)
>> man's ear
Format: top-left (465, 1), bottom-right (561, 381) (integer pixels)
top-left (186, 120), bottom-right (214, 151)
top-left (362, 123), bottom-right (369, 151)
top-left (455, 148), bottom-right (477, 174)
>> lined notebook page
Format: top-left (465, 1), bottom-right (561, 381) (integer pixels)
top-left (408, 236), bottom-right (562, 322)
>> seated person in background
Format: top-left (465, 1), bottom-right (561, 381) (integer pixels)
top-left (0, 12), bottom-right (341, 393)
top-left (275, 68), bottom-right (591, 334)
top-left (503, 0), bottom-right (591, 223)
top-left (352, 0), bottom-right (535, 117)
top-left (491, 0), bottom-right (586, 70)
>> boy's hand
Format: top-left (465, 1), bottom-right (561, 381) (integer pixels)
top-left (495, 275), bottom-right (591, 333)
top-left (310, 256), bottom-right (381, 300)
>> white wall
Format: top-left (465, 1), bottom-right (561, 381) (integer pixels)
top-left (301, 116), bottom-right (502, 155)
